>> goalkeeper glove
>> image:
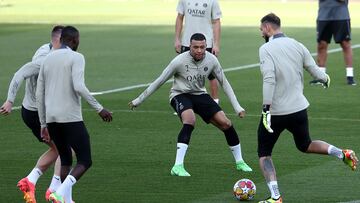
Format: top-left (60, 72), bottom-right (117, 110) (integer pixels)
top-left (262, 104), bottom-right (273, 133)
top-left (321, 74), bottom-right (330, 89)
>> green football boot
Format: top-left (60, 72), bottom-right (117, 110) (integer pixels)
top-left (170, 164), bottom-right (191, 177)
top-left (236, 160), bottom-right (253, 172)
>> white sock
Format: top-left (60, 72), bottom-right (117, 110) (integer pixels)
top-left (48, 175), bottom-right (61, 192)
top-left (27, 168), bottom-right (43, 185)
top-left (346, 67), bottom-right (354, 77)
top-left (56, 175), bottom-right (76, 201)
top-left (175, 143), bottom-right (188, 165)
top-left (230, 144), bottom-right (243, 162)
top-left (267, 181), bottom-right (280, 199)
top-left (319, 67), bottom-right (326, 73)
top-left (327, 145), bottom-right (344, 159)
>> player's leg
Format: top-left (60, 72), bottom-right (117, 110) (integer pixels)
top-left (258, 114), bottom-right (284, 202)
top-left (192, 94), bottom-right (251, 171)
top-left (311, 20), bottom-right (331, 85)
top-left (317, 21), bottom-right (332, 70)
top-left (17, 107), bottom-right (52, 203)
top-left (334, 20), bottom-right (356, 85)
top-left (288, 109), bottom-right (358, 171)
top-left (209, 111), bottom-right (251, 171)
top-left (45, 156), bottom-right (61, 202)
top-left (47, 122), bottom-right (74, 203)
top-left (170, 94), bottom-right (195, 176)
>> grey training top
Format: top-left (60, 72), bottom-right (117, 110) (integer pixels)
top-left (259, 34), bottom-right (328, 115)
top-left (132, 51), bottom-right (244, 114)
top-left (6, 43), bottom-right (52, 111)
top-left (36, 47), bottom-right (103, 127)
top-left (317, 0), bottom-right (350, 21)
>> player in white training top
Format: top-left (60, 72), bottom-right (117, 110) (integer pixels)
top-left (130, 33), bottom-right (252, 177)
top-left (36, 26), bottom-right (113, 203)
top-left (0, 25), bottom-right (69, 203)
top-left (175, 0), bottom-right (222, 103)
top-left (257, 13), bottom-right (358, 203)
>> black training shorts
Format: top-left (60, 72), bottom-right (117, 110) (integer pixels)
top-left (170, 93), bottom-right (222, 123)
top-left (181, 46), bottom-right (216, 80)
top-left (47, 121), bottom-right (92, 167)
top-left (21, 106), bottom-right (42, 142)
top-left (257, 109), bottom-right (312, 157)
top-left (317, 20), bottom-right (351, 43)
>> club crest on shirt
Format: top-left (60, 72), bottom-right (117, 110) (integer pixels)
top-left (203, 3), bottom-right (207, 8)
top-left (204, 67), bottom-right (208, 72)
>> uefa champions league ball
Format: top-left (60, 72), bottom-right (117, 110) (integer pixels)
top-left (233, 178), bottom-right (256, 201)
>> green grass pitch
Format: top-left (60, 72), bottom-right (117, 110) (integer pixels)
top-left (0, 1), bottom-right (359, 202)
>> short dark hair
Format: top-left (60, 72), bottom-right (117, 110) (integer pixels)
top-left (51, 25), bottom-right (64, 37)
top-left (190, 33), bottom-right (206, 43)
top-left (261, 13), bottom-right (281, 28)
top-left (60, 26), bottom-right (79, 43)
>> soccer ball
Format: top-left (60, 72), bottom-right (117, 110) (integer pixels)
top-left (233, 178), bottom-right (256, 201)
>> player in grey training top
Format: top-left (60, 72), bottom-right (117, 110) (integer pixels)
top-left (36, 26), bottom-right (112, 203)
top-left (313, 0), bottom-right (356, 85)
top-left (257, 13), bottom-right (358, 203)
top-left (130, 33), bottom-right (252, 177)
top-left (175, 0), bottom-right (222, 103)
top-left (0, 25), bottom-right (67, 203)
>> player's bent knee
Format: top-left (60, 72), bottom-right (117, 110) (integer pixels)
top-left (79, 159), bottom-right (92, 170)
top-left (296, 142), bottom-right (310, 153)
top-left (220, 120), bottom-right (232, 131)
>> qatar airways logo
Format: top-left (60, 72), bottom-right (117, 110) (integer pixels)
top-left (187, 8), bottom-right (206, 17)
top-left (186, 74), bottom-right (206, 82)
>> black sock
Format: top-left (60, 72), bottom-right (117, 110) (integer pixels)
top-left (177, 124), bottom-right (194, 145)
top-left (223, 125), bottom-right (240, 146)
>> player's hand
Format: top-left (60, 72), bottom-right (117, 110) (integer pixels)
top-left (0, 100), bottom-right (13, 115)
top-left (262, 105), bottom-right (273, 133)
top-left (128, 101), bottom-right (137, 110)
top-left (321, 74), bottom-right (331, 89)
top-left (238, 111), bottom-right (246, 118)
top-left (212, 45), bottom-right (220, 57)
top-left (99, 108), bottom-right (113, 122)
top-left (175, 39), bottom-right (181, 54)
top-left (40, 127), bottom-right (51, 143)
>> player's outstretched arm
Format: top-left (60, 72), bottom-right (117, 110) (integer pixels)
top-left (0, 100), bottom-right (13, 115)
top-left (98, 108), bottom-right (113, 122)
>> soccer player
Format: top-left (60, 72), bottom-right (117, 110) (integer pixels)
top-left (174, 0), bottom-right (222, 103)
top-left (310, 0), bottom-right (356, 85)
top-left (36, 25), bottom-right (113, 203)
top-left (0, 25), bottom-right (67, 203)
top-left (257, 13), bottom-right (358, 203)
top-left (129, 33), bottom-right (252, 177)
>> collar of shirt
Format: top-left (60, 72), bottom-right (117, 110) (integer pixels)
top-left (269, 33), bottom-right (286, 41)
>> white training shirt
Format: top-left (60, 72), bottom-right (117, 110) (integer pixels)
top-left (132, 51), bottom-right (244, 115)
top-left (36, 47), bottom-right (103, 127)
top-left (6, 43), bottom-right (52, 111)
top-left (177, 0), bottom-right (222, 48)
top-left (259, 34), bottom-right (328, 115)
